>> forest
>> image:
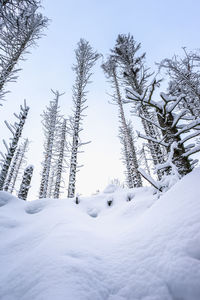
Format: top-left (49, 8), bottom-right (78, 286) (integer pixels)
top-left (0, 1), bottom-right (200, 300)
top-left (0, 0), bottom-right (200, 200)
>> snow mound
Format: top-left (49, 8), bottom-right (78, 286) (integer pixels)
top-left (0, 169), bottom-right (200, 300)
top-left (25, 199), bottom-right (50, 214)
top-left (0, 191), bottom-right (17, 207)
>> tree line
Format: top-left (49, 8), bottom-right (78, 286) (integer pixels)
top-left (0, 1), bottom-right (200, 200)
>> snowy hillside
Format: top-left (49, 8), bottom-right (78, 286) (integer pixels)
top-left (0, 169), bottom-right (200, 300)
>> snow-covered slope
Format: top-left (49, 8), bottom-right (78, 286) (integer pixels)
top-left (0, 169), bottom-right (200, 300)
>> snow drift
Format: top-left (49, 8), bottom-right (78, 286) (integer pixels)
top-left (0, 169), bottom-right (200, 300)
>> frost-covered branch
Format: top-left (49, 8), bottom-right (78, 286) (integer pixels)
top-left (0, 0), bottom-right (48, 104)
top-left (127, 80), bottom-right (198, 177)
top-left (158, 48), bottom-right (200, 118)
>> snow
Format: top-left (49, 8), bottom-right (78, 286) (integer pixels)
top-left (0, 169), bottom-right (200, 299)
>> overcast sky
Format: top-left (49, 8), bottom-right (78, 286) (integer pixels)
top-left (0, 0), bottom-right (199, 199)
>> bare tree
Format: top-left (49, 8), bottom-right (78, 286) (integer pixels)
top-left (3, 138), bottom-right (29, 192)
top-left (3, 147), bottom-right (21, 191)
top-left (39, 90), bottom-right (64, 199)
top-left (9, 138), bottom-right (29, 194)
top-left (67, 39), bottom-right (100, 198)
top-left (47, 168), bottom-right (55, 198)
top-left (138, 145), bottom-right (151, 176)
top-left (0, 100), bottom-right (29, 190)
top-left (53, 118), bottom-right (68, 198)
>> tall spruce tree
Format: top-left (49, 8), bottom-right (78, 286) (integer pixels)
top-left (111, 34), bottom-right (164, 178)
top-left (102, 56), bottom-right (142, 188)
top-left (67, 39), bottom-right (100, 198)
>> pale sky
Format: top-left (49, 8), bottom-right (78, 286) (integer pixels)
top-left (0, 0), bottom-right (200, 200)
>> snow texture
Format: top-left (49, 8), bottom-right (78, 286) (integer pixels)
top-left (0, 169), bottom-right (200, 299)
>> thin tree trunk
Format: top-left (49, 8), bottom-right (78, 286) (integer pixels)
top-left (39, 92), bottom-right (59, 198)
top-left (54, 119), bottom-right (67, 198)
top-left (3, 147), bottom-right (21, 191)
top-left (18, 165), bottom-right (33, 200)
top-left (113, 68), bottom-right (142, 187)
